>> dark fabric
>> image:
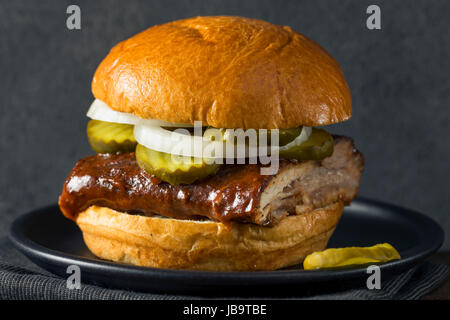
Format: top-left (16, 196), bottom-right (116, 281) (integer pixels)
top-left (305, 262), bottom-right (449, 300)
top-left (0, 238), bottom-right (448, 300)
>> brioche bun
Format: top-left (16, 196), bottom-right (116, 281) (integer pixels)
top-left (92, 16), bottom-right (351, 129)
top-left (75, 202), bottom-right (344, 271)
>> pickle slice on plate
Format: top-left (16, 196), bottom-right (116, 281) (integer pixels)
top-left (87, 120), bottom-right (137, 154)
top-left (303, 243), bottom-right (401, 270)
top-left (135, 144), bottom-right (221, 185)
top-left (279, 128), bottom-right (333, 161)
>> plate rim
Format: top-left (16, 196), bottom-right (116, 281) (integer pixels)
top-left (8, 197), bottom-right (445, 287)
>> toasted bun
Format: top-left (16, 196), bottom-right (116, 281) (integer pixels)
top-left (75, 202), bottom-right (344, 271)
top-left (92, 16), bottom-right (351, 129)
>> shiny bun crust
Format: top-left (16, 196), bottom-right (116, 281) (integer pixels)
top-left (92, 16), bottom-right (351, 129)
top-left (75, 202), bottom-right (344, 271)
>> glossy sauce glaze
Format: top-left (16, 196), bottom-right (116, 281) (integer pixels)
top-left (58, 153), bottom-right (289, 225)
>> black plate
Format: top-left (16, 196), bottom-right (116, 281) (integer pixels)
top-left (9, 198), bottom-right (444, 296)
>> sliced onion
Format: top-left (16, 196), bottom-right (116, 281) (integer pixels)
top-left (134, 123), bottom-right (312, 159)
top-left (86, 99), bottom-right (313, 159)
top-left (134, 124), bottom-right (219, 158)
top-left (86, 99), bottom-right (193, 127)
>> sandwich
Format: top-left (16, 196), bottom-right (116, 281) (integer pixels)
top-left (58, 16), bottom-right (364, 271)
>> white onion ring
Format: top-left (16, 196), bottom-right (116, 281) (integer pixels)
top-left (134, 124), bottom-right (312, 159)
top-left (87, 99), bottom-right (312, 159)
top-left (134, 124), bottom-right (223, 158)
top-left (86, 99), bottom-right (193, 127)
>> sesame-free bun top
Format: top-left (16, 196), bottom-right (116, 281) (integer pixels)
top-left (92, 16), bottom-right (352, 129)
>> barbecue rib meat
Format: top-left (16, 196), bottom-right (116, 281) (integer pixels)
top-left (59, 136), bottom-right (364, 226)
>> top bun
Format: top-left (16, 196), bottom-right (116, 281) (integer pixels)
top-left (92, 16), bottom-right (351, 129)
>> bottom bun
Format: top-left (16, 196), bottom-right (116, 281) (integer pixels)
top-left (76, 202), bottom-right (344, 271)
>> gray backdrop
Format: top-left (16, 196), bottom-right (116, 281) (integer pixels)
top-left (1, 0), bottom-right (449, 249)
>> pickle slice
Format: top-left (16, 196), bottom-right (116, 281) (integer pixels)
top-left (279, 128), bottom-right (333, 161)
top-left (209, 126), bottom-right (332, 161)
top-left (220, 127), bottom-right (303, 146)
top-left (270, 127), bottom-right (304, 146)
top-left (87, 120), bottom-right (137, 154)
top-left (303, 243), bottom-right (401, 270)
top-left (135, 144), bottom-right (221, 185)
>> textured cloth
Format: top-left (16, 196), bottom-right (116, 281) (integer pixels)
top-left (0, 237), bottom-right (448, 300)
